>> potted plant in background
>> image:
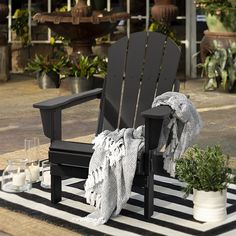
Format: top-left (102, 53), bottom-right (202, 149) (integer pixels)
top-left (61, 55), bottom-right (107, 94)
top-left (176, 145), bottom-right (236, 222)
top-left (197, 0), bottom-right (236, 65)
top-left (25, 54), bottom-right (67, 89)
top-left (196, 0), bottom-right (236, 32)
top-left (198, 41), bottom-right (236, 92)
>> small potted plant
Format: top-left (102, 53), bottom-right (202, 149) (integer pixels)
top-left (25, 54), bottom-right (67, 89)
top-left (61, 55), bottom-right (107, 94)
top-left (176, 145), bottom-right (236, 222)
top-left (198, 41), bottom-right (236, 92)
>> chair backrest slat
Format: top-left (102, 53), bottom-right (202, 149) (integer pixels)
top-left (119, 32), bottom-right (147, 128)
top-left (101, 36), bottom-right (128, 131)
top-left (135, 32), bottom-right (167, 127)
top-left (155, 37), bottom-right (181, 96)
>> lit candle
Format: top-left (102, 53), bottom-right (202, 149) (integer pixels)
top-left (29, 163), bottom-right (40, 182)
top-left (42, 171), bottom-right (51, 186)
top-left (12, 168), bottom-right (26, 187)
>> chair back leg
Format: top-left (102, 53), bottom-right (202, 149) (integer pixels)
top-left (144, 174), bottom-right (154, 219)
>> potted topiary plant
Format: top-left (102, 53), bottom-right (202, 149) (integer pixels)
top-left (61, 55), bottom-right (107, 94)
top-left (176, 145), bottom-right (236, 222)
top-left (198, 41), bottom-right (236, 92)
top-left (25, 54), bottom-right (67, 89)
top-left (195, 0), bottom-right (236, 32)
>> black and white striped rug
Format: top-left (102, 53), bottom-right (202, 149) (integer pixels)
top-left (0, 174), bottom-right (236, 236)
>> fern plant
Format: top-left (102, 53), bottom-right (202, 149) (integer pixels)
top-left (25, 54), bottom-right (68, 75)
top-left (61, 55), bottom-right (107, 79)
top-left (176, 145), bottom-right (236, 198)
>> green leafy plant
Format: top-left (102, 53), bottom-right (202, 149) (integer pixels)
top-left (149, 21), bottom-right (181, 46)
top-left (61, 55), bottom-right (107, 79)
top-left (195, 0), bottom-right (236, 29)
top-left (195, 0), bottom-right (236, 15)
top-left (11, 9), bottom-right (30, 45)
top-left (176, 145), bottom-right (236, 198)
top-left (198, 41), bottom-right (236, 91)
top-left (25, 54), bottom-right (68, 75)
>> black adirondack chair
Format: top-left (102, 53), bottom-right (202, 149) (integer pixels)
top-left (33, 31), bottom-right (181, 219)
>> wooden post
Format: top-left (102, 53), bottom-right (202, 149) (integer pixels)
top-left (0, 35), bottom-right (9, 82)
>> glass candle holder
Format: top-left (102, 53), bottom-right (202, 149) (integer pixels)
top-left (24, 137), bottom-right (40, 161)
top-left (1, 158), bottom-right (32, 193)
top-left (26, 160), bottom-right (40, 183)
top-left (40, 160), bottom-right (51, 189)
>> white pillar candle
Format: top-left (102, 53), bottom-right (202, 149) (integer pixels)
top-left (29, 164), bottom-right (40, 182)
top-left (42, 171), bottom-right (51, 186)
top-left (12, 171), bottom-right (26, 187)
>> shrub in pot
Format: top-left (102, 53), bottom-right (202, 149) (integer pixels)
top-left (25, 54), bottom-right (67, 89)
top-left (61, 55), bottom-right (107, 94)
top-left (176, 145), bottom-right (236, 222)
top-left (195, 0), bottom-right (236, 32)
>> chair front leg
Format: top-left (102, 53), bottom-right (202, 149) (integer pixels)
top-left (51, 174), bottom-right (62, 204)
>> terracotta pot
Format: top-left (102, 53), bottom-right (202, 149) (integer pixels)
top-left (151, 0), bottom-right (178, 25)
top-left (200, 30), bottom-right (236, 62)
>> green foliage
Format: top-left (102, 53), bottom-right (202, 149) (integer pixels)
top-left (61, 55), bottom-right (107, 79)
top-left (25, 54), bottom-right (68, 75)
top-left (11, 9), bottom-right (30, 45)
top-left (195, 0), bottom-right (236, 29)
top-left (149, 21), bottom-right (181, 46)
top-left (195, 0), bottom-right (235, 15)
top-left (176, 145), bottom-right (236, 198)
top-left (198, 41), bottom-right (236, 91)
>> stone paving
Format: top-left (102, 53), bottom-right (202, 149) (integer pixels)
top-left (0, 75), bottom-right (236, 167)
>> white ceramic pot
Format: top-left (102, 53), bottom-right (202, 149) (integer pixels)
top-left (193, 189), bottom-right (227, 222)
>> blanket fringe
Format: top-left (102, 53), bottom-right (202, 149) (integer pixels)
top-left (84, 133), bottom-right (126, 208)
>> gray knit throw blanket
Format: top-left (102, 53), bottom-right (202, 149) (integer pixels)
top-left (81, 126), bottom-right (144, 225)
top-left (152, 92), bottom-right (203, 177)
top-left (80, 92), bottom-right (202, 225)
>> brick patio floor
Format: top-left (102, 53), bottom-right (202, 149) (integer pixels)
top-left (0, 74), bottom-right (236, 167)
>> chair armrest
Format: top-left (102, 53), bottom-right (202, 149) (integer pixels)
top-left (33, 88), bottom-right (103, 110)
top-left (33, 88), bottom-right (102, 141)
top-left (142, 105), bottom-right (172, 119)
